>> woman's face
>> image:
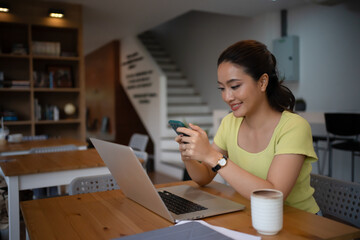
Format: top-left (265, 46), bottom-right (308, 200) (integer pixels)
top-left (217, 61), bottom-right (267, 118)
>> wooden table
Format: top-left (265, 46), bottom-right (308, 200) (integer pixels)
top-left (21, 181), bottom-right (360, 240)
top-left (0, 149), bottom-right (115, 240)
top-left (0, 138), bottom-right (88, 156)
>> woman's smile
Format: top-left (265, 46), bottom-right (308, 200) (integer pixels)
top-left (230, 102), bottom-right (242, 111)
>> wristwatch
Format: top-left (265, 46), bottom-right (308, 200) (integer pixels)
top-left (211, 155), bottom-right (228, 172)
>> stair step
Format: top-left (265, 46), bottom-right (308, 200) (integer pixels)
top-left (168, 87), bottom-right (195, 94)
top-left (146, 46), bottom-right (164, 52)
top-left (138, 31), bottom-right (216, 172)
top-left (160, 151), bottom-right (184, 168)
top-left (165, 71), bottom-right (184, 78)
top-left (150, 51), bottom-right (169, 58)
top-left (161, 139), bottom-right (179, 151)
top-left (168, 102), bottom-right (206, 106)
top-left (156, 59), bottom-right (174, 65)
top-left (167, 114), bottom-right (213, 125)
top-left (168, 95), bottom-right (203, 104)
top-left (149, 50), bottom-right (168, 56)
top-left (139, 40), bottom-right (159, 46)
top-left (162, 124), bottom-right (213, 138)
top-left (160, 64), bottom-right (178, 71)
top-left (138, 36), bottom-right (158, 43)
top-left (168, 105), bottom-right (210, 114)
top-left (141, 41), bottom-right (161, 47)
top-left (167, 79), bottom-right (189, 86)
top-left (154, 57), bottom-right (173, 63)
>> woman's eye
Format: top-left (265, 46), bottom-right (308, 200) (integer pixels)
top-left (231, 85), bottom-right (240, 90)
top-left (217, 87), bottom-right (225, 91)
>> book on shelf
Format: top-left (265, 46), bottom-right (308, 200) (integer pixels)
top-left (34, 99), bottom-right (60, 121)
top-left (33, 71), bottom-right (49, 88)
top-left (32, 41), bottom-right (60, 56)
top-left (34, 98), bottom-right (42, 121)
top-left (1, 110), bottom-right (18, 121)
top-left (34, 69), bottom-right (73, 88)
top-left (0, 80), bottom-right (30, 88)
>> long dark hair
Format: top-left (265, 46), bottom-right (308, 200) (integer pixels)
top-left (217, 40), bottom-right (295, 112)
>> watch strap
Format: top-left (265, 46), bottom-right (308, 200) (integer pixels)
top-left (211, 155), bottom-right (228, 172)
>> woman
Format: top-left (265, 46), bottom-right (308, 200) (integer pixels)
top-left (175, 40), bottom-right (319, 213)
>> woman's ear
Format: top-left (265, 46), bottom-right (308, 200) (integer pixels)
top-left (259, 73), bottom-right (269, 91)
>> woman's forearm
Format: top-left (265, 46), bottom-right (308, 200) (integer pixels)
top-left (183, 159), bottom-right (214, 186)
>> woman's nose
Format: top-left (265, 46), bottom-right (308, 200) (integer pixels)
top-left (223, 89), bottom-right (234, 102)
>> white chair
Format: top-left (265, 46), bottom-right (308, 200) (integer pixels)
top-left (133, 150), bottom-right (148, 167)
top-left (129, 133), bottom-right (149, 168)
top-left (30, 144), bottom-right (79, 199)
top-left (129, 133), bottom-right (149, 152)
top-left (69, 174), bottom-right (120, 195)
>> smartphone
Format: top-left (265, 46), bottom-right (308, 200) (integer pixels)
top-left (168, 120), bottom-right (189, 136)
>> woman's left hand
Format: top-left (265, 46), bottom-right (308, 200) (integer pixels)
top-left (178, 123), bottom-right (214, 163)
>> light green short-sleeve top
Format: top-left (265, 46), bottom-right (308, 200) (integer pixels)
top-left (214, 111), bottom-right (319, 213)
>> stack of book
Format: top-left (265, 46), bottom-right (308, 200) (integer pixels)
top-left (0, 80), bottom-right (30, 88)
top-left (34, 99), bottom-right (60, 121)
top-left (1, 110), bottom-right (18, 121)
top-left (34, 98), bottom-right (42, 121)
top-left (32, 41), bottom-right (60, 56)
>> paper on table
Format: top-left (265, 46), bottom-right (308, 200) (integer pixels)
top-left (176, 220), bottom-right (261, 240)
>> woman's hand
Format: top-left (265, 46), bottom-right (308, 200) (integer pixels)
top-left (175, 134), bottom-right (191, 162)
top-left (176, 123), bottom-right (215, 163)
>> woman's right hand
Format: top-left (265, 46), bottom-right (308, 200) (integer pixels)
top-left (175, 134), bottom-right (190, 162)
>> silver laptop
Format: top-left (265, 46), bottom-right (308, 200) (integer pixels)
top-left (90, 138), bottom-right (245, 223)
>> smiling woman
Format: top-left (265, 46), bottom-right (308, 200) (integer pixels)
top-left (173, 40), bottom-right (320, 214)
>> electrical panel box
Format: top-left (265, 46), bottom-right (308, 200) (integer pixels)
top-left (272, 35), bottom-right (299, 82)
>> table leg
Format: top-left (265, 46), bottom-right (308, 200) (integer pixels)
top-left (7, 176), bottom-right (20, 240)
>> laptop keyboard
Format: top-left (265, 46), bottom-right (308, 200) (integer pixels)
top-left (158, 190), bottom-right (208, 215)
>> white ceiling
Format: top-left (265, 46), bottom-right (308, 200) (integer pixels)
top-left (48, 0), bottom-right (310, 18)
top-left (44, 0), bottom-right (346, 53)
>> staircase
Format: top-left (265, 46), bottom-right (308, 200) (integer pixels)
top-left (138, 32), bottom-right (213, 169)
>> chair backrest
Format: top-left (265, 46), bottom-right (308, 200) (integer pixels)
top-left (324, 113), bottom-right (360, 136)
top-left (128, 133), bottom-right (149, 152)
top-left (133, 150), bottom-right (148, 161)
top-left (310, 173), bottom-right (360, 228)
top-left (29, 144), bottom-right (78, 154)
top-left (69, 174), bottom-right (120, 195)
top-left (133, 150), bottom-right (148, 167)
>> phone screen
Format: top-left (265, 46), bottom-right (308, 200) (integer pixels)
top-left (168, 120), bottom-right (189, 136)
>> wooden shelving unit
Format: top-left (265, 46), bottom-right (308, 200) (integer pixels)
top-left (0, 1), bottom-right (85, 140)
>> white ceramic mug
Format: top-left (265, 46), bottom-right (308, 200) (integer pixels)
top-left (251, 189), bottom-right (283, 235)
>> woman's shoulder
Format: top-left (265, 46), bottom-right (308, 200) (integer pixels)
top-left (282, 111), bottom-right (309, 123)
top-left (280, 111), bottom-right (311, 129)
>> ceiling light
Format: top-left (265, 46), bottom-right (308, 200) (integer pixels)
top-left (0, 3), bottom-right (9, 13)
top-left (49, 8), bottom-right (64, 18)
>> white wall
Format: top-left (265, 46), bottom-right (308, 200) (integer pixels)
top-left (151, 2), bottom-right (360, 182)
top-left (152, 2), bottom-right (360, 112)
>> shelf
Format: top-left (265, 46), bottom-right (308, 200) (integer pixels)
top-left (0, 88), bottom-right (31, 92)
top-left (0, 53), bottom-right (30, 59)
top-left (34, 88), bottom-right (80, 93)
top-left (33, 55), bottom-right (80, 61)
top-left (0, 3), bottom-right (85, 140)
top-left (35, 119), bottom-right (81, 125)
top-left (3, 120), bottom-right (32, 126)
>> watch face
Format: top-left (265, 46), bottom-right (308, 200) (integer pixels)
top-left (219, 158), bottom-right (227, 167)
